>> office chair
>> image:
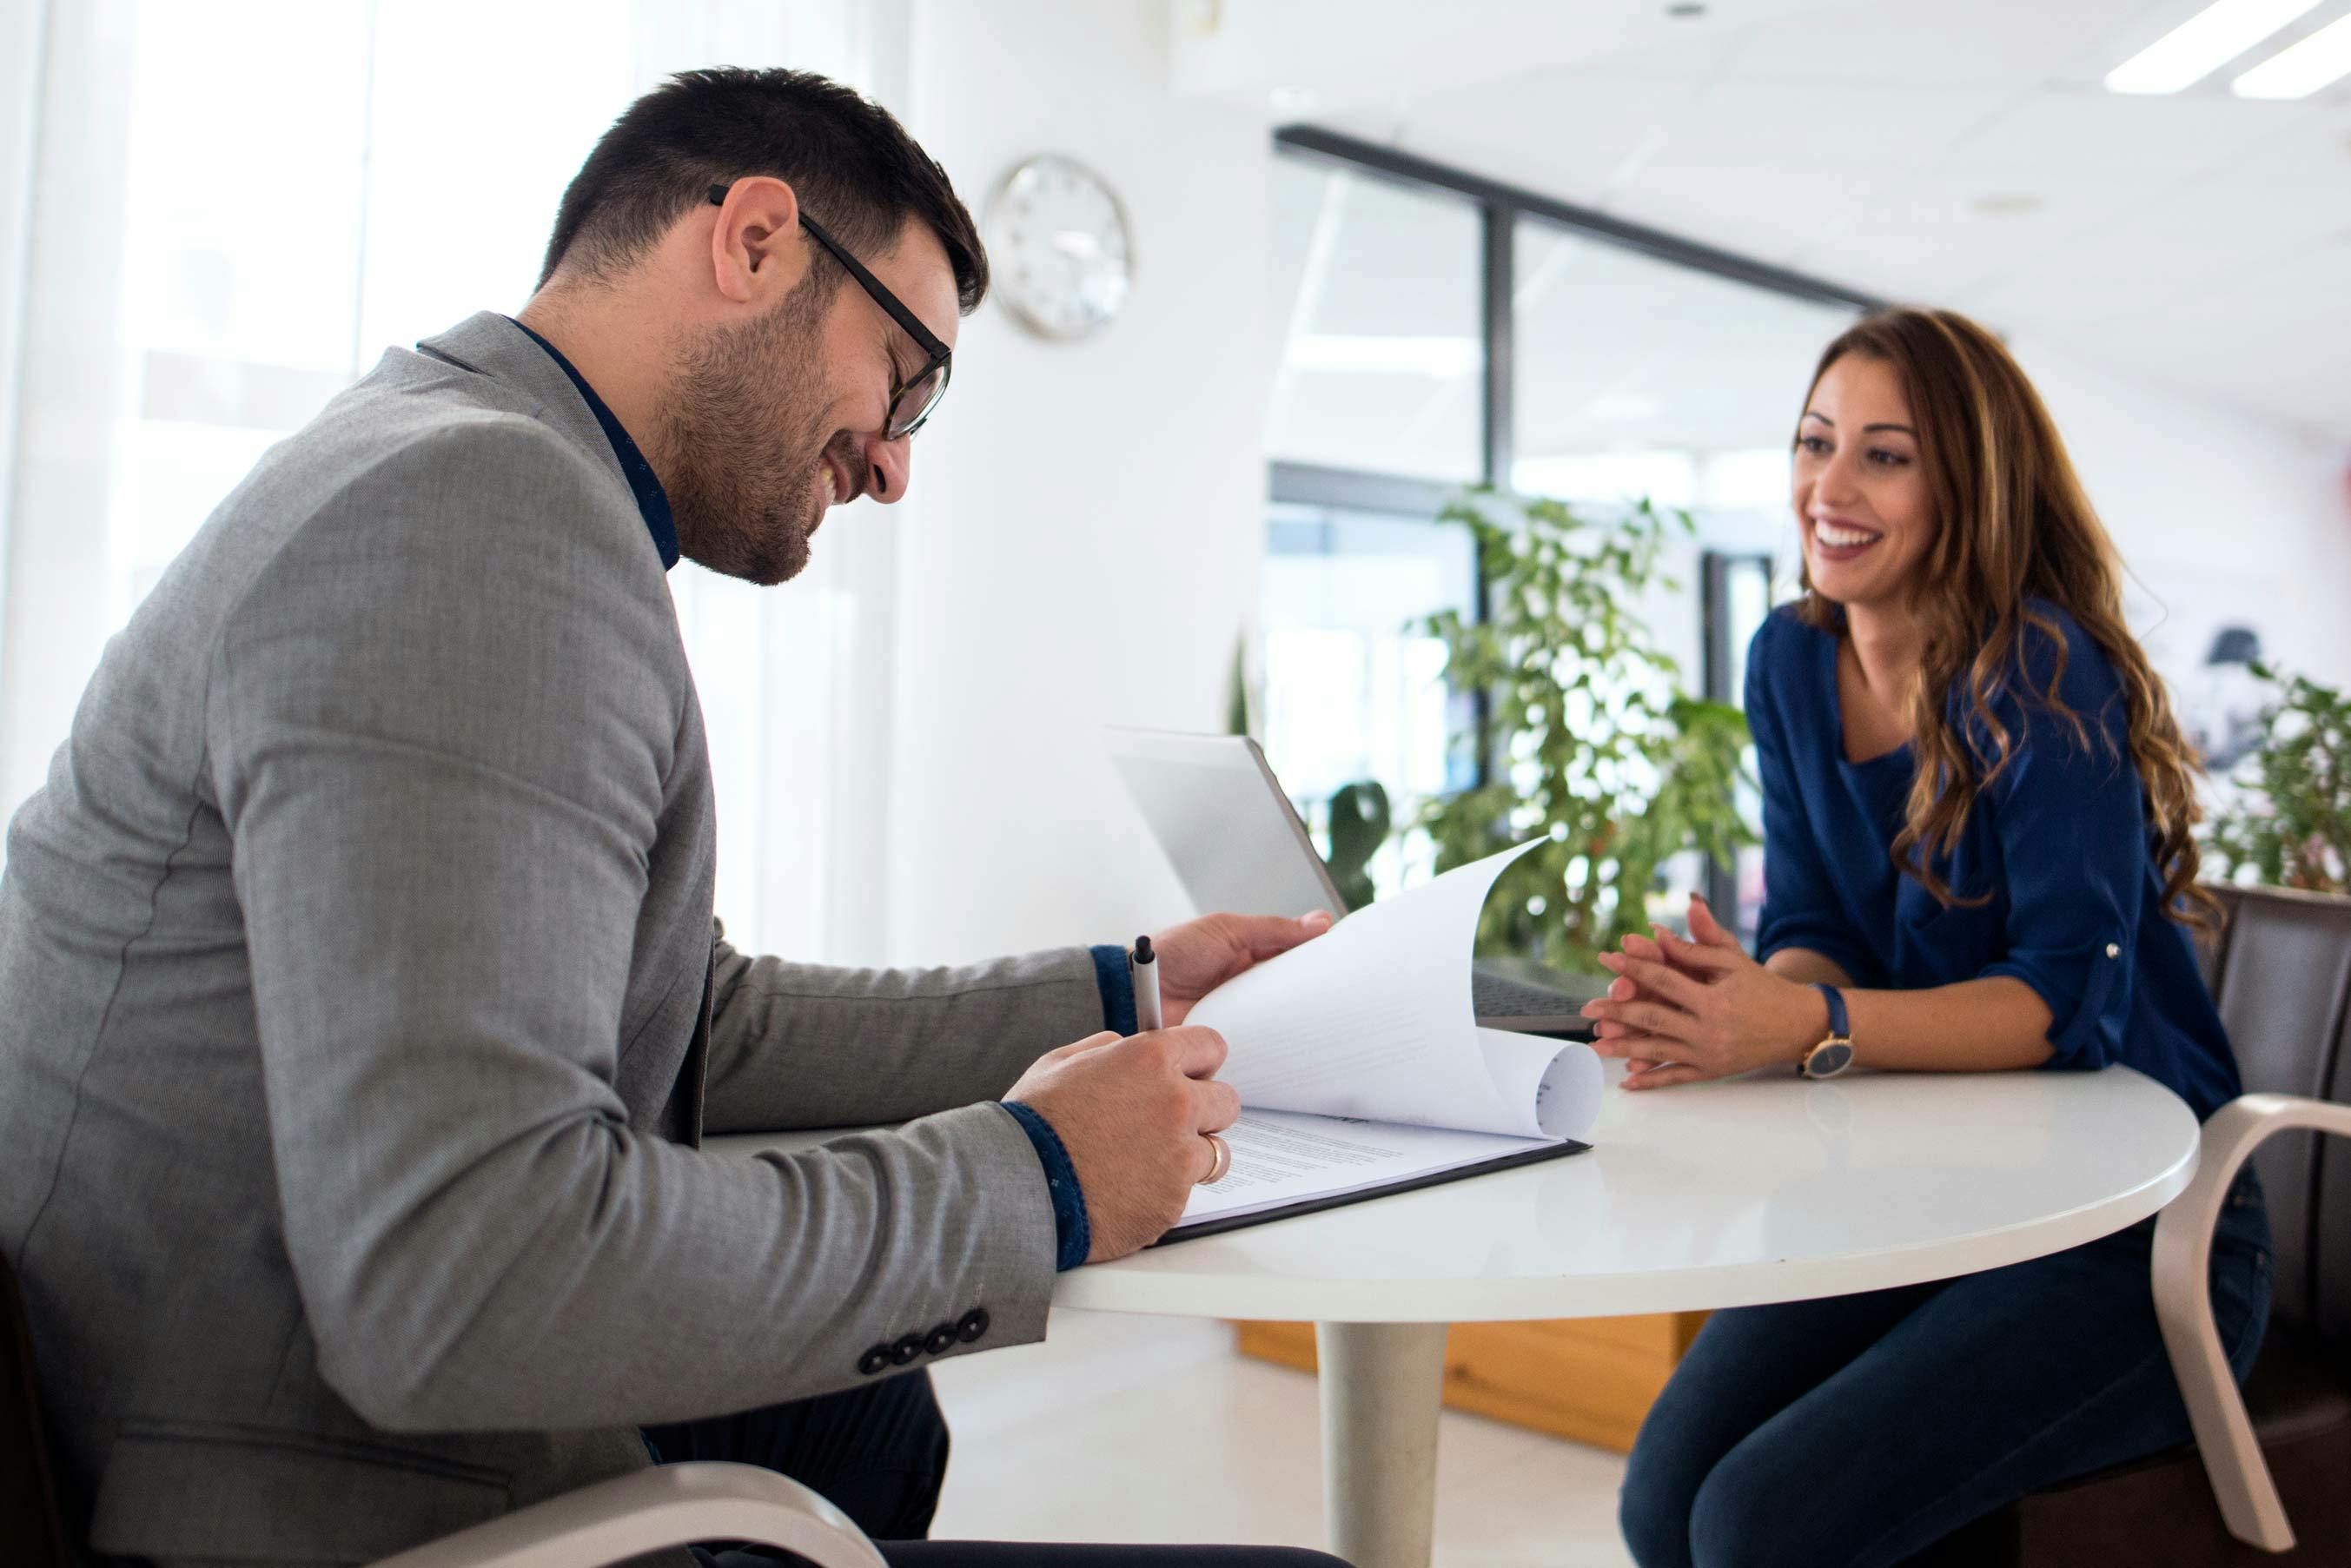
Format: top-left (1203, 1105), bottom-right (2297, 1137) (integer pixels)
top-left (1914, 882), bottom-right (2351, 1566)
top-left (0, 1248), bottom-right (887, 1568)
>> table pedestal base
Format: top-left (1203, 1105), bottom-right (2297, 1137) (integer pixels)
top-left (1315, 1321), bottom-right (1448, 1568)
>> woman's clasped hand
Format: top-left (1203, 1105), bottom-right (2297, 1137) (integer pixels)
top-left (1581, 893), bottom-right (1830, 1089)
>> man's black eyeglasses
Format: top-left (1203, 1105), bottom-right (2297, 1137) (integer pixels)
top-left (707, 182), bottom-right (951, 440)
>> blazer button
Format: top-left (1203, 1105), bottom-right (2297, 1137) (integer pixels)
top-left (890, 1333), bottom-right (925, 1366)
top-left (924, 1323), bottom-right (959, 1356)
top-left (857, 1345), bottom-right (891, 1376)
top-left (2105, 943), bottom-right (2121, 958)
top-left (957, 1308), bottom-right (990, 1344)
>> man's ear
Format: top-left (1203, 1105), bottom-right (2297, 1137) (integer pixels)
top-left (707, 175), bottom-right (809, 306)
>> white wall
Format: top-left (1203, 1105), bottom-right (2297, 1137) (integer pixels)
top-left (0, 0), bottom-right (46, 631)
top-left (875, 0), bottom-right (1273, 963)
top-left (2, 0), bottom-right (133, 814)
top-left (2014, 337), bottom-right (2351, 698)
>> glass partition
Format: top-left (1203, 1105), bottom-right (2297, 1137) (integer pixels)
top-left (1267, 159), bottom-right (1485, 483)
top-left (1261, 502), bottom-right (1476, 900)
top-left (1512, 218), bottom-right (1859, 555)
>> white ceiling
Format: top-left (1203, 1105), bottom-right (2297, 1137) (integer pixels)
top-left (1199, 0), bottom-right (2351, 444)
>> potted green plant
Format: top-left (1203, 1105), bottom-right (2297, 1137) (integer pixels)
top-left (1417, 488), bottom-right (1754, 973)
top-left (1323, 780), bottom-right (1390, 913)
top-left (2203, 665), bottom-right (2351, 894)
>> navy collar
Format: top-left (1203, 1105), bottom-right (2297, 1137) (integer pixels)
top-left (507, 318), bottom-right (679, 571)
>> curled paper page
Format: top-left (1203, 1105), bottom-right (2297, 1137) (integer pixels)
top-left (1185, 841), bottom-right (1604, 1142)
top-left (1480, 1024), bottom-right (1605, 1141)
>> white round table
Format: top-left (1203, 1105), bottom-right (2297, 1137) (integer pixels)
top-left (1076, 1062), bottom-right (2200, 1568)
top-left (725, 1063), bottom-right (2201, 1568)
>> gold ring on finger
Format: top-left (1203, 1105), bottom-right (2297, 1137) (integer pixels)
top-left (1197, 1132), bottom-right (1231, 1187)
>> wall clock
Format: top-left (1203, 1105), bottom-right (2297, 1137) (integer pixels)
top-left (985, 154), bottom-right (1133, 341)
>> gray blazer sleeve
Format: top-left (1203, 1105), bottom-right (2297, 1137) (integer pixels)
top-left (700, 931), bottom-right (1111, 1134)
top-left (207, 420), bottom-right (1057, 1433)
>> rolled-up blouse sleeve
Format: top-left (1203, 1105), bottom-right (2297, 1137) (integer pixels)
top-left (1977, 625), bottom-right (2142, 1070)
top-left (1749, 627), bottom-right (1877, 984)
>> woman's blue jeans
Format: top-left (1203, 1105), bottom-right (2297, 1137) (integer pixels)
top-left (1619, 1172), bottom-right (2273, 1568)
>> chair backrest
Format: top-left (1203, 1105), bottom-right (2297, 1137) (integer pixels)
top-left (1, 1248), bottom-right (80, 1568)
top-left (2200, 883), bottom-right (2351, 1358)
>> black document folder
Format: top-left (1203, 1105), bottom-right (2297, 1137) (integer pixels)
top-left (1150, 1113), bottom-right (1593, 1246)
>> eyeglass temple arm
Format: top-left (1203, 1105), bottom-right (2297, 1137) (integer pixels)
top-left (705, 182), bottom-right (949, 361)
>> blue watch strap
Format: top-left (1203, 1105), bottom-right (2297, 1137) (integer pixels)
top-left (1811, 982), bottom-right (1850, 1041)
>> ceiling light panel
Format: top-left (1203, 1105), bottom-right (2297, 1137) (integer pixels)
top-left (2232, 11), bottom-right (2351, 96)
top-left (2104, 0), bottom-right (2320, 94)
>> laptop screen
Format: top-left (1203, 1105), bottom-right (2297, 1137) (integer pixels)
top-left (1105, 730), bottom-right (1348, 923)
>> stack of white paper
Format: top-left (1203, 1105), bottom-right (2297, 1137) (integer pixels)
top-left (1173, 842), bottom-right (1604, 1234)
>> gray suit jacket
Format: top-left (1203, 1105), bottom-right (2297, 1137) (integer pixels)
top-left (0, 313), bottom-right (1103, 1567)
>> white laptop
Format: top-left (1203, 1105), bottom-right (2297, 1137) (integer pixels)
top-left (1104, 728), bottom-right (1599, 1037)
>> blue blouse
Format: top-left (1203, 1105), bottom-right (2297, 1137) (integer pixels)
top-left (1745, 600), bottom-right (2241, 1121)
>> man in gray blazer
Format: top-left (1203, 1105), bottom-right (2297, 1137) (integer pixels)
top-left (0, 67), bottom-right (1343, 1568)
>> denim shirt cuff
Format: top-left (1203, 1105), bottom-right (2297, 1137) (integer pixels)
top-left (1000, 1100), bottom-right (1091, 1272)
top-left (1089, 943), bottom-right (1138, 1036)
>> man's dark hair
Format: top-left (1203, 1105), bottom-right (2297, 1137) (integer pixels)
top-left (537, 67), bottom-right (988, 312)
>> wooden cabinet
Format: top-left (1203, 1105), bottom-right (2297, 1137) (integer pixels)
top-left (1235, 1313), bottom-right (1706, 1454)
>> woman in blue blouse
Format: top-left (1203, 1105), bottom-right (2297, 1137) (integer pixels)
top-left (1589, 308), bottom-right (2272, 1568)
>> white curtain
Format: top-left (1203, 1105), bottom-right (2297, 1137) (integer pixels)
top-left (0, 0), bottom-right (907, 963)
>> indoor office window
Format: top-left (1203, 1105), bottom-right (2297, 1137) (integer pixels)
top-left (1701, 551), bottom-right (1794, 943)
top-left (1267, 156), bottom-right (1484, 483)
top-left (1261, 504), bottom-right (1476, 901)
top-left (354, 0), bottom-right (640, 354)
top-left (109, 2), bottom-right (374, 624)
top-left (104, 0), bottom-right (642, 622)
top-left (1510, 218), bottom-right (1857, 558)
top-left (1509, 221), bottom-right (1848, 934)
top-left (10, 0), bottom-right (855, 959)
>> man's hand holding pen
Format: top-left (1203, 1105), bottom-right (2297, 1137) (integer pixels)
top-left (1001, 909), bottom-right (1332, 1262)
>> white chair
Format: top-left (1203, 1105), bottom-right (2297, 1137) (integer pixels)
top-left (367, 1459), bottom-right (886, 1568)
top-left (2154, 1092), bottom-right (2351, 1556)
top-left (1931, 882), bottom-right (2351, 1566)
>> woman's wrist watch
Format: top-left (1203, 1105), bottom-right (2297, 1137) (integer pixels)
top-left (1799, 982), bottom-right (1856, 1079)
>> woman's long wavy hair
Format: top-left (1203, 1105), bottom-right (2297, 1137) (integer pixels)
top-left (1793, 308), bottom-right (2215, 925)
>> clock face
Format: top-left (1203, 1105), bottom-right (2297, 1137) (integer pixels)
top-left (986, 155), bottom-right (1132, 341)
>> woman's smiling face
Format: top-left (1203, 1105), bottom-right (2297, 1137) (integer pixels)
top-left (1792, 353), bottom-right (1937, 612)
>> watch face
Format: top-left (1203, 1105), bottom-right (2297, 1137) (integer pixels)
top-left (986, 155), bottom-right (1132, 341)
top-left (1806, 1040), bottom-right (1856, 1079)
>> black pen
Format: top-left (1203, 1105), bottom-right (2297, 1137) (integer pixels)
top-left (1131, 935), bottom-right (1162, 1032)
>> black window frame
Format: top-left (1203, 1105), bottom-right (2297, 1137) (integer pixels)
top-left (1268, 123), bottom-right (1885, 511)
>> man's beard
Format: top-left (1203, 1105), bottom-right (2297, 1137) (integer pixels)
top-left (662, 278), bottom-right (866, 586)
